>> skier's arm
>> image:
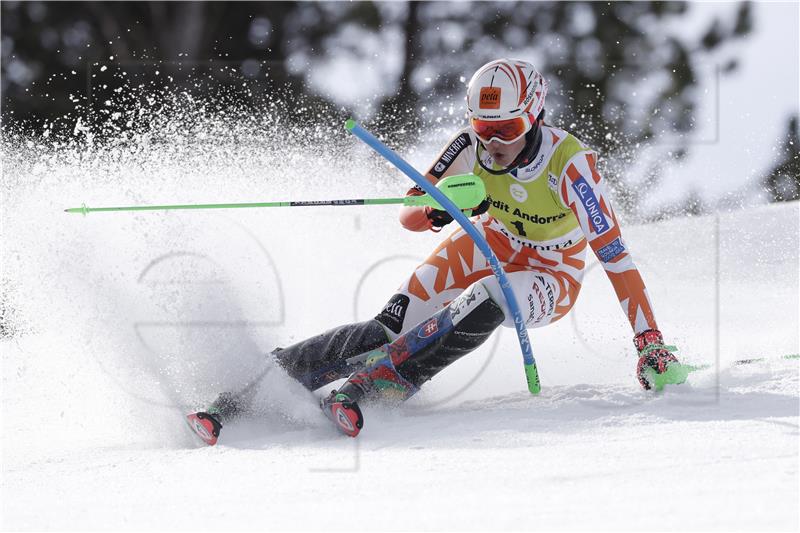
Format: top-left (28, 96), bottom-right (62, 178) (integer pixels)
top-left (558, 151), bottom-right (658, 334)
top-left (558, 151), bottom-right (680, 389)
top-left (399, 132), bottom-right (476, 232)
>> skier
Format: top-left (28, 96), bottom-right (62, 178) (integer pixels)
top-left (187, 58), bottom-right (680, 445)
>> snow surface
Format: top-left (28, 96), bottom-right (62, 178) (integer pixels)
top-left (1, 132), bottom-right (798, 530)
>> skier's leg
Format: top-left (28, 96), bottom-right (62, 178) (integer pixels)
top-left (191, 269), bottom-right (554, 443)
top-left (334, 279), bottom-right (504, 405)
top-left (276, 258), bottom-right (580, 399)
top-left (481, 269), bottom-right (579, 330)
top-left (477, 214), bottom-right (588, 327)
top-left (265, 213), bottom-right (520, 393)
top-left (268, 216), bottom-right (525, 394)
top-left (204, 230), bottom-right (497, 426)
top-left (322, 266), bottom-right (582, 439)
top-left (322, 279), bottom-right (504, 435)
top-left (272, 320), bottom-right (390, 391)
top-left (195, 319), bottom-right (389, 432)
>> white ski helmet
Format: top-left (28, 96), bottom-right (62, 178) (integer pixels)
top-left (466, 59), bottom-right (549, 173)
top-left (466, 58), bottom-right (548, 144)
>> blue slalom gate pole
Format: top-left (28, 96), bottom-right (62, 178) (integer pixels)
top-left (345, 119), bottom-right (540, 394)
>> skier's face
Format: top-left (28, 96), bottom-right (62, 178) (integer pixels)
top-left (484, 136), bottom-right (526, 167)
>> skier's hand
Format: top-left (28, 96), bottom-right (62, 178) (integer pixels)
top-left (468, 198), bottom-right (491, 217)
top-left (426, 206), bottom-right (454, 228)
top-left (427, 199), bottom-right (490, 230)
top-left (634, 329), bottom-right (679, 390)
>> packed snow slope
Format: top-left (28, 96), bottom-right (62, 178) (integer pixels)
top-left (1, 117), bottom-right (798, 530)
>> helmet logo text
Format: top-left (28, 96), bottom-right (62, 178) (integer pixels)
top-left (479, 87), bottom-right (501, 109)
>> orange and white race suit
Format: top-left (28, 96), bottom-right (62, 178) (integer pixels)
top-left (376, 125), bottom-right (658, 340)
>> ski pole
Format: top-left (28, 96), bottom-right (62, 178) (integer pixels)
top-left (731, 353), bottom-right (799, 365)
top-left (64, 198), bottom-right (404, 214)
top-left (344, 119), bottom-right (541, 395)
top-left (63, 173), bottom-right (485, 215)
top-left (647, 353), bottom-right (799, 391)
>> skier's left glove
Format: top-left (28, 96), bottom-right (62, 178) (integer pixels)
top-left (634, 329), bottom-right (679, 390)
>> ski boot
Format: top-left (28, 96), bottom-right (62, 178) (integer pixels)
top-left (186, 411), bottom-right (223, 446)
top-left (320, 389), bottom-right (364, 437)
top-left (185, 392), bottom-right (243, 446)
top-left (319, 344), bottom-right (420, 437)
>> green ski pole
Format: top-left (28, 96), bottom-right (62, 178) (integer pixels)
top-left (64, 173), bottom-right (486, 215)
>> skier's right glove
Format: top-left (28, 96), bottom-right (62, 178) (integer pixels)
top-left (634, 329), bottom-right (679, 390)
top-left (399, 185), bottom-right (490, 232)
top-left (427, 206), bottom-right (454, 228)
top-left (427, 198), bottom-right (490, 231)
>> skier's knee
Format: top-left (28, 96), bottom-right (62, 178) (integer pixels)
top-left (396, 281), bottom-right (505, 386)
top-left (481, 272), bottom-right (558, 328)
top-left (340, 282), bottom-right (505, 404)
top-left (448, 281), bottom-right (506, 332)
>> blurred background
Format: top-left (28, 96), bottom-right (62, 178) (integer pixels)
top-left (1, 1), bottom-right (798, 215)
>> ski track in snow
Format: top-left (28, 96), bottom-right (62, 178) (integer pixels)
top-left (1, 128), bottom-right (798, 530)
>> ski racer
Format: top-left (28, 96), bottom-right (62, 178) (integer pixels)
top-left (187, 58), bottom-right (680, 445)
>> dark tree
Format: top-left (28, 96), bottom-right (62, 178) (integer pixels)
top-left (1, 1), bottom-right (347, 126)
top-left (764, 115), bottom-right (800, 202)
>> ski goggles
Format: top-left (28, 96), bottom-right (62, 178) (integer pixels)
top-left (470, 114), bottom-right (533, 145)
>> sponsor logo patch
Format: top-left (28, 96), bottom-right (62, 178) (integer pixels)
top-left (516, 210), bottom-right (566, 224)
top-left (509, 183), bottom-right (528, 203)
top-left (419, 318), bottom-right (439, 338)
top-left (528, 280), bottom-right (547, 323)
top-left (449, 286), bottom-right (482, 325)
top-left (522, 87), bottom-right (535, 106)
top-left (479, 87), bottom-right (501, 109)
top-left (496, 225), bottom-right (575, 251)
top-left (535, 275), bottom-right (555, 316)
top-left (571, 176), bottom-right (609, 235)
top-left (375, 293), bottom-right (410, 334)
top-left (522, 153), bottom-right (546, 177)
top-left (430, 133), bottom-right (471, 178)
top-left (450, 291), bottom-right (476, 319)
top-left (547, 173), bottom-right (558, 191)
top-left (597, 238), bottom-right (626, 263)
